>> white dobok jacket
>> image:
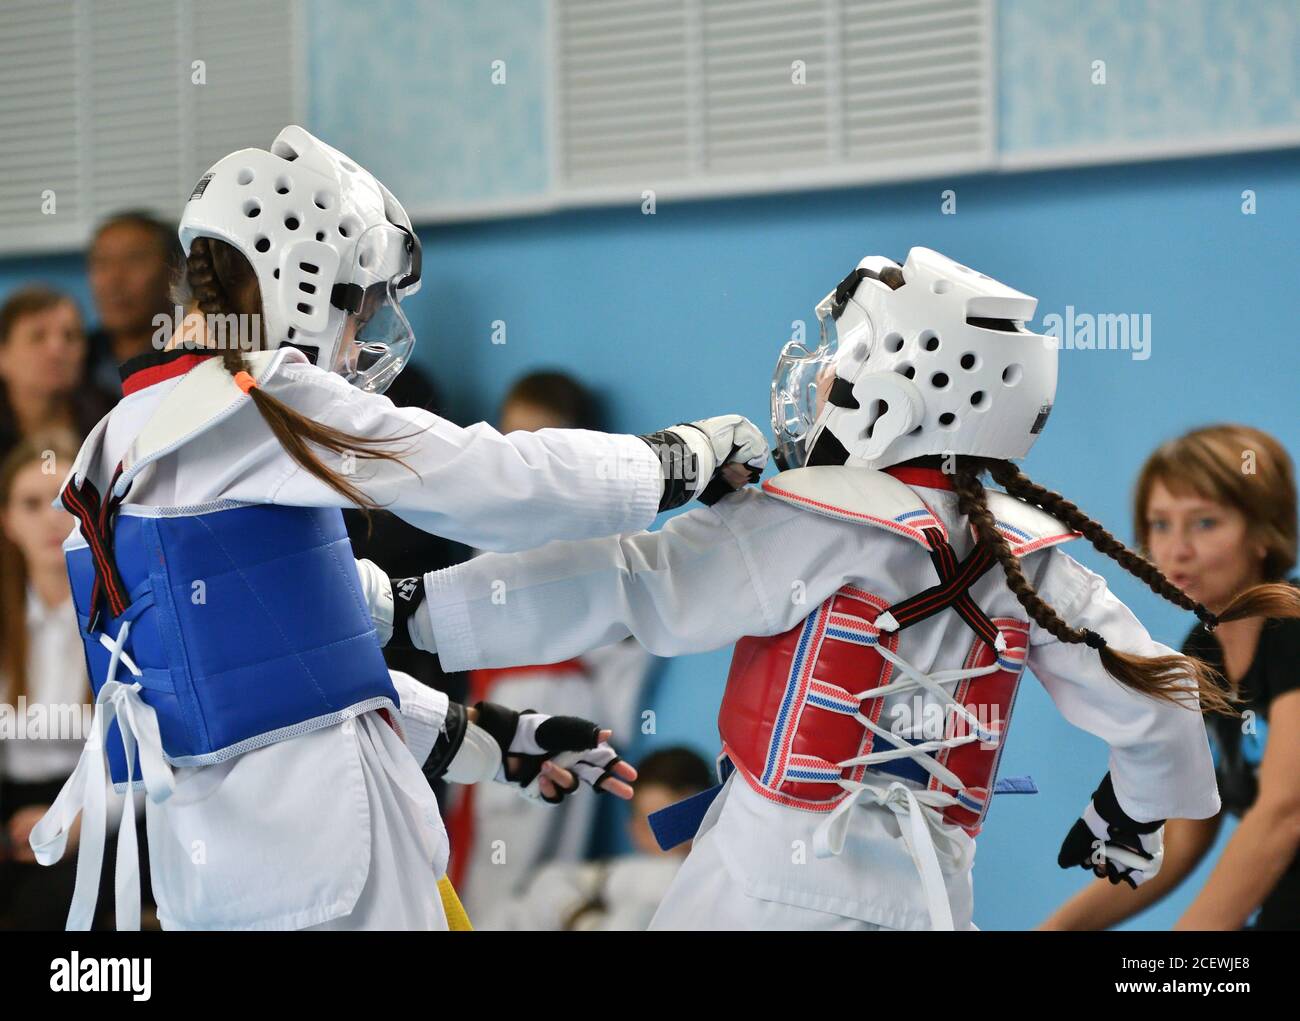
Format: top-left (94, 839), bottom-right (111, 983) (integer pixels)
top-left (34, 345), bottom-right (663, 930)
top-left (418, 465), bottom-right (1222, 930)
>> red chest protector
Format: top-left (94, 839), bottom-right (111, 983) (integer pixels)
top-left (717, 465), bottom-right (1079, 836)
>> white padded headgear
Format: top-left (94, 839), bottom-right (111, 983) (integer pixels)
top-left (806, 247), bottom-right (1057, 469)
top-left (178, 125), bottom-right (420, 385)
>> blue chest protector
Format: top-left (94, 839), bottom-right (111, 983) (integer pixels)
top-left (32, 349), bottom-right (403, 931)
top-left (66, 502), bottom-right (398, 785)
top-left (59, 351), bottom-right (398, 787)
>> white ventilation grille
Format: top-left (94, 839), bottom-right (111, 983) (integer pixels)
top-left (0, 0), bottom-right (301, 256)
top-left (554, 0), bottom-right (993, 199)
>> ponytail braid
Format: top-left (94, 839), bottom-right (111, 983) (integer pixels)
top-left (987, 459), bottom-right (1300, 640)
top-left (951, 461), bottom-right (1237, 716)
top-left (986, 461), bottom-right (1219, 629)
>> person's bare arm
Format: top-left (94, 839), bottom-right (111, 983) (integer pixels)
top-left (1040, 813), bottom-right (1222, 929)
top-left (1175, 690), bottom-right (1300, 929)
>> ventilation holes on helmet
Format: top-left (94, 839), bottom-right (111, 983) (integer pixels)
top-left (1002, 364), bottom-right (1023, 386)
top-left (341, 160), bottom-right (358, 173)
top-left (299, 281), bottom-right (316, 295)
top-left (236, 168), bottom-right (255, 186)
top-left (931, 279), bottom-right (951, 295)
top-left (883, 332), bottom-right (904, 354)
top-left (315, 231), bottom-right (325, 241)
top-left (359, 249), bottom-right (372, 269)
top-left (254, 236), bottom-right (270, 253)
top-left (287, 327), bottom-right (295, 339)
top-left (243, 200), bottom-right (260, 218)
top-left (921, 332), bottom-right (940, 352)
top-left (284, 215), bottom-right (300, 231)
top-left (275, 176), bottom-right (292, 195)
top-left (338, 219), bottom-right (357, 239)
top-left (970, 390), bottom-right (986, 407)
top-left (313, 191), bottom-right (333, 210)
top-left (272, 268), bottom-right (280, 279)
top-left (296, 302), bottom-right (312, 314)
top-left (863, 399), bottom-right (889, 440)
top-left (930, 371), bottom-right (949, 389)
top-left (899, 364), bottom-right (916, 380)
top-left (960, 352), bottom-right (978, 370)
top-left (299, 261), bottom-right (319, 274)
top-left (938, 412), bottom-right (957, 428)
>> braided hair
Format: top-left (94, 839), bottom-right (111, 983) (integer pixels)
top-left (184, 236), bottom-right (419, 512)
top-left (948, 457), bottom-right (1300, 716)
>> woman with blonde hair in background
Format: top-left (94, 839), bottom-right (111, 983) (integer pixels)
top-left (1043, 424), bottom-right (1300, 930)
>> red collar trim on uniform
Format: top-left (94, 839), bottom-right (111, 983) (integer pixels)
top-left (883, 466), bottom-right (955, 491)
top-left (119, 348), bottom-right (220, 397)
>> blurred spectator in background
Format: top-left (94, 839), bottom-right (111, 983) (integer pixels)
top-left (0, 431), bottom-right (148, 930)
top-left (85, 211), bottom-right (183, 393)
top-left (447, 370), bottom-right (653, 925)
top-left (0, 286), bottom-right (115, 460)
top-left (497, 370), bottom-right (601, 433)
top-left (1043, 424), bottom-right (1300, 931)
top-left (477, 747), bottom-right (712, 931)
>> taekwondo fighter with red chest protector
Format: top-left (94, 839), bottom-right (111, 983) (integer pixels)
top-left (376, 247), bottom-right (1293, 930)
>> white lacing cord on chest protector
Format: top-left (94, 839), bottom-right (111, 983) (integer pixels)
top-left (812, 642), bottom-right (1001, 930)
top-left (28, 619), bottom-right (175, 930)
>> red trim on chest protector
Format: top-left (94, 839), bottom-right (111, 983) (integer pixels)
top-left (883, 466), bottom-right (955, 491)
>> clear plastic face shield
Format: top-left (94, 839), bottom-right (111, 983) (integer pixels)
top-left (771, 290), bottom-right (842, 470)
top-left (331, 222), bottom-right (419, 395)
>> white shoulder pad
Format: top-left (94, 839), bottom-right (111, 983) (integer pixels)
top-left (760, 466), bottom-right (948, 549)
top-left (976, 490), bottom-right (1081, 557)
top-left (118, 348), bottom-right (302, 495)
top-left (760, 466), bottom-right (1081, 557)
top-left (59, 411), bottom-right (114, 502)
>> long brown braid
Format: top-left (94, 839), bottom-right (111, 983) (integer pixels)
top-left (184, 236), bottom-right (420, 512)
top-left (987, 461), bottom-right (1216, 624)
top-left (950, 458), bottom-right (1300, 716)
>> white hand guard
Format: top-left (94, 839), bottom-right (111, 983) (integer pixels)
top-left (1058, 772), bottom-right (1165, 888)
top-left (677, 414), bottom-right (770, 500)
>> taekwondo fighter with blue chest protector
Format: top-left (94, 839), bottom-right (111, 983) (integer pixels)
top-left (25, 126), bottom-right (769, 931)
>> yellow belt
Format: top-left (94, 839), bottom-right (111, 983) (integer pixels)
top-left (437, 875), bottom-right (473, 931)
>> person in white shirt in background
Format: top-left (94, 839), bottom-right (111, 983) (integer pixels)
top-left (27, 126), bottom-right (768, 931)
top-left (395, 248), bottom-right (1300, 930)
top-left (0, 431), bottom-right (143, 929)
top-left (447, 371), bottom-right (654, 924)
top-left (477, 747), bottom-right (711, 931)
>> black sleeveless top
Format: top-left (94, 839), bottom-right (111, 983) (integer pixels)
top-left (1182, 589), bottom-right (1300, 930)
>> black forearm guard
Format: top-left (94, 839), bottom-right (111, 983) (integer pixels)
top-left (421, 700), bottom-right (469, 784)
top-left (638, 429), bottom-right (698, 512)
